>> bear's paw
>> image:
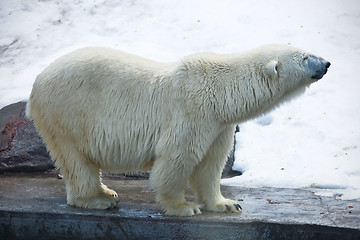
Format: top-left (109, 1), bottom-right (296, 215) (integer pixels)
top-left (101, 184), bottom-right (118, 198)
top-left (205, 198), bottom-right (242, 213)
top-left (68, 191), bottom-right (119, 210)
top-left (163, 202), bottom-right (202, 217)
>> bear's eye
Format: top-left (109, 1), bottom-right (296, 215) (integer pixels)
top-left (303, 55), bottom-right (309, 61)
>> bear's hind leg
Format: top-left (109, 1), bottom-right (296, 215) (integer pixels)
top-left (56, 150), bottom-right (119, 210)
top-left (149, 158), bottom-right (202, 216)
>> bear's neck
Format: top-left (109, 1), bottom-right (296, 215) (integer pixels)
top-left (214, 70), bottom-right (307, 125)
top-left (204, 56), bottom-right (285, 124)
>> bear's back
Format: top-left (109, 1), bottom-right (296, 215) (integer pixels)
top-left (37, 47), bottom-right (171, 84)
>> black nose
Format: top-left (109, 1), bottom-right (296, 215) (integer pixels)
top-left (325, 61), bottom-right (331, 69)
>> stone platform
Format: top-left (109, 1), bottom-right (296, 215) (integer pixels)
top-left (0, 172), bottom-right (359, 239)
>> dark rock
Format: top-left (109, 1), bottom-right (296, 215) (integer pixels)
top-left (222, 147), bottom-right (242, 178)
top-left (222, 125), bottom-right (242, 178)
top-left (0, 102), bottom-right (54, 172)
top-left (103, 171), bottom-right (150, 179)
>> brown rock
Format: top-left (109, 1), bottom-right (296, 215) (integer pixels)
top-left (0, 102), bottom-right (54, 172)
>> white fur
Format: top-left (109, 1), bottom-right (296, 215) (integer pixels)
top-left (27, 45), bottom-right (319, 216)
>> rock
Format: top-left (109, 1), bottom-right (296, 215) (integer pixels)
top-left (0, 102), bottom-right (54, 172)
top-left (221, 125), bottom-right (242, 178)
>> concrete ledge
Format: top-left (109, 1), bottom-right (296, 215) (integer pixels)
top-left (0, 211), bottom-right (360, 240)
top-left (0, 173), bottom-right (359, 239)
top-left (2, 211), bottom-right (359, 240)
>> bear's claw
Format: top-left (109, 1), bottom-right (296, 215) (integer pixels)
top-left (225, 204), bottom-right (241, 212)
top-left (193, 207), bottom-right (202, 215)
top-left (225, 205), bottom-right (231, 212)
top-left (235, 203), bottom-right (242, 211)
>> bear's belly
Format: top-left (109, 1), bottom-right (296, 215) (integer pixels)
top-left (92, 142), bottom-right (157, 174)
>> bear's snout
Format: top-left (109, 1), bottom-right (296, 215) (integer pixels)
top-left (306, 55), bottom-right (331, 80)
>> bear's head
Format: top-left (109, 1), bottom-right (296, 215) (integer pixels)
top-left (264, 44), bottom-right (330, 87)
top-left (224, 44), bottom-right (332, 122)
top-left (257, 44), bottom-right (331, 108)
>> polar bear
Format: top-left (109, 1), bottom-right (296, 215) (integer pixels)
top-left (26, 45), bottom-right (330, 216)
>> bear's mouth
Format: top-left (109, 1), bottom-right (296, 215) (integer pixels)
top-left (311, 70), bottom-right (327, 80)
top-left (311, 61), bottom-right (331, 80)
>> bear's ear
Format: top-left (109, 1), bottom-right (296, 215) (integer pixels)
top-left (266, 59), bottom-right (279, 77)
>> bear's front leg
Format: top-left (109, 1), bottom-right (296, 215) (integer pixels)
top-left (190, 126), bottom-right (242, 213)
top-left (149, 157), bottom-right (202, 216)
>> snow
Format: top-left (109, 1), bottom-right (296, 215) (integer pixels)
top-left (1, 0), bottom-right (359, 200)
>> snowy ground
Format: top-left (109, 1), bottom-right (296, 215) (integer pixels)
top-left (1, 0), bottom-right (359, 200)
